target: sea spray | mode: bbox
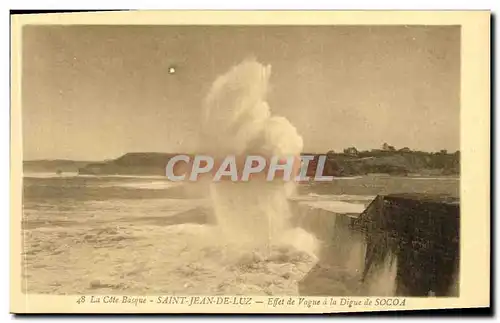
[199,58,318,256]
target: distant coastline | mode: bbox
[23,148,460,178]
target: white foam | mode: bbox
[407,177,459,181]
[199,58,317,255]
[290,193,376,202]
[100,181,181,190]
[23,173,170,180]
[23,172,79,178]
[298,200,366,216]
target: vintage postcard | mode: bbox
[10,10,490,314]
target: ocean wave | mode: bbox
[332,176,364,180]
[23,172,169,180]
[99,181,181,190]
[289,193,376,202]
[407,177,460,181]
[22,222,318,295]
[23,172,80,178]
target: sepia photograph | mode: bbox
[10,10,490,314]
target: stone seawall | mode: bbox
[289,193,460,297]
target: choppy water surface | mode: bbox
[21,174,458,295]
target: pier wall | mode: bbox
[291,193,460,297]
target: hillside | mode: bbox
[327,150,459,176]
[78,153,187,176]
[73,150,459,177]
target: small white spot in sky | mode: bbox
[168,67,176,74]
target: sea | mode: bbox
[21,173,459,296]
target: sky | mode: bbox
[22,25,460,161]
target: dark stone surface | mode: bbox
[297,193,460,296]
[358,193,460,296]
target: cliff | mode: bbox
[78,153,189,176]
